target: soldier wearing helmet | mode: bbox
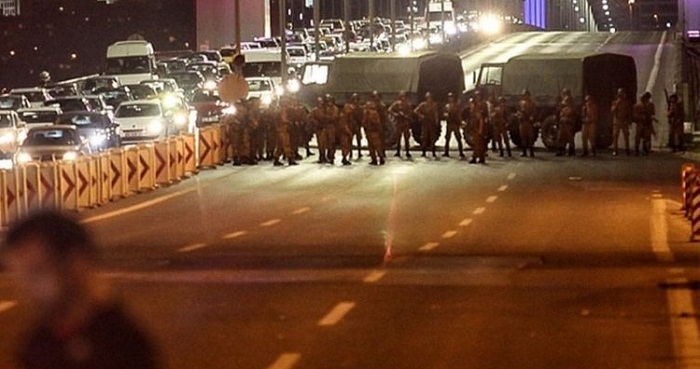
[467,91,488,163]
[414,92,439,158]
[517,88,536,157]
[388,90,414,158]
[363,100,385,165]
[667,92,685,152]
[611,88,633,155]
[581,94,599,156]
[338,94,361,165]
[308,96,327,163]
[490,96,512,158]
[442,92,465,158]
[39,70,51,87]
[556,88,577,157]
[349,93,364,158]
[633,92,657,156]
[272,97,299,166]
[320,94,340,164]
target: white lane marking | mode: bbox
[594,34,614,52]
[178,243,207,253]
[419,242,440,251]
[486,196,498,203]
[363,270,386,283]
[0,301,17,313]
[459,219,473,227]
[260,219,281,227]
[267,353,302,369]
[292,207,310,215]
[652,194,663,198]
[318,302,356,326]
[645,31,667,95]
[442,231,458,239]
[498,185,508,192]
[666,278,700,369]
[507,173,516,180]
[652,199,674,262]
[223,231,248,239]
[81,188,197,224]
[473,207,486,215]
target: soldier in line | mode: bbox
[273,97,299,166]
[388,91,414,158]
[556,88,576,157]
[443,92,465,158]
[261,102,279,161]
[580,94,599,157]
[414,92,440,158]
[490,96,512,157]
[350,95,364,159]
[289,97,307,161]
[363,100,386,165]
[338,94,360,165]
[611,88,633,156]
[667,93,685,152]
[468,91,488,164]
[370,91,389,158]
[228,99,249,166]
[308,97,327,163]
[633,92,657,156]
[245,97,262,164]
[517,89,536,157]
[321,95,340,164]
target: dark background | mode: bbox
[0,0,196,90]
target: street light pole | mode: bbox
[279,0,287,88]
[369,0,375,51]
[314,0,320,62]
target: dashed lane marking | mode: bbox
[223,231,248,239]
[459,219,473,227]
[266,353,302,369]
[666,278,700,369]
[442,231,458,239]
[178,243,208,253]
[363,270,386,283]
[318,302,356,326]
[260,219,281,227]
[292,207,311,215]
[498,185,508,192]
[486,196,498,203]
[419,242,440,251]
[507,173,516,180]
[652,199,674,262]
[473,207,486,215]
[0,301,17,313]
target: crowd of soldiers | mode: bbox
[219,86,685,167]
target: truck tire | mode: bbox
[507,114,522,147]
[540,115,559,150]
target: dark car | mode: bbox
[0,94,31,110]
[15,125,91,164]
[43,96,94,113]
[166,71,205,100]
[57,111,121,151]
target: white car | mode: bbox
[245,77,279,108]
[9,87,53,108]
[0,110,28,158]
[287,46,308,68]
[114,99,183,143]
[18,106,62,128]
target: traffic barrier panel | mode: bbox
[109,148,129,199]
[682,163,696,218]
[37,163,60,209]
[0,168,26,227]
[691,175,700,241]
[74,157,98,209]
[219,123,231,163]
[199,126,217,169]
[125,146,140,194]
[137,143,157,192]
[182,133,198,175]
[154,140,172,185]
[96,152,111,204]
[174,136,186,179]
[58,161,78,210]
[23,162,42,212]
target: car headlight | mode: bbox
[204,80,218,90]
[261,94,273,107]
[222,106,237,115]
[173,113,188,126]
[275,85,285,97]
[62,151,78,161]
[286,79,301,93]
[162,95,180,109]
[0,132,14,145]
[16,152,32,164]
[147,120,164,135]
[89,133,107,147]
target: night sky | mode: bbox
[0,0,196,89]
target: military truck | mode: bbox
[469,52,637,149]
[297,50,465,144]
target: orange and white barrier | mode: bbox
[137,143,157,192]
[109,148,129,199]
[199,126,218,169]
[682,163,696,218]
[96,152,111,205]
[0,168,26,226]
[154,140,173,185]
[182,133,198,175]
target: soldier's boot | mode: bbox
[406,150,412,158]
[529,148,535,157]
[394,150,401,158]
[288,158,299,165]
[521,149,528,157]
[273,159,284,166]
[499,148,504,157]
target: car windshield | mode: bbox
[0,96,21,110]
[25,129,78,145]
[116,103,161,118]
[20,111,58,124]
[288,48,305,57]
[0,114,12,128]
[45,99,89,112]
[247,79,272,92]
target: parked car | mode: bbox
[57,111,121,151]
[189,89,235,127]
[0,94,31,111]
[165,71,206,100]
[17,106,62,128]
[15,125,90,164]
[9,87,53,108]
[0,110,28,158]
[93,86,133,109]
[114,99,188,143]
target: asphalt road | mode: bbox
[1,31,698,369]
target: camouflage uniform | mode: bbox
[556,90,576,157]
[517,90,536,157]
[611,89,633,156]
[363,101,385,165]
[388,92,414,158]
[414,92,439,157]
[443,93,464,158]
[273,99,299,166]
[581,95,599,156]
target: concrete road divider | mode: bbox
[58,161,78,211]
[198,126,218,169]
[96,152,111,205]
[682,163,696,218]
[137,143,157,192]
[182,133,197,175]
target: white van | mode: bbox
[241,49,284,88]
[105,40,158,85]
